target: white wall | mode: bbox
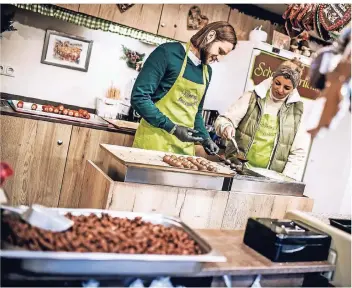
[304,113,351,215]
[0,9,157,109]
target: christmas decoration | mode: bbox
[121,45,145,72]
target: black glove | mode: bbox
[172,125,204,143]
[202,138,220,155]
[228,156,242,166]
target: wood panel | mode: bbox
[79,161,115,209]
[221,192,314,230]
[104,119,139,131]
[158,4,231,42]
[59,126,129,208]
[228,8,277,43]
[107,182,229,229]
[0,115,72,207]
[78,4,101,18]
[55,4,80,12]
[123,134,135,147]
[97,4,163,34]
[98,4,117,22]
[80,159,314,229]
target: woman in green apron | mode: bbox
[131,22,237,155]
[215,59,310,181]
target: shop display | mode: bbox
[283,4,351,42]
[162,155,218,172]
[42,104,90,119]
[2,212,202,255]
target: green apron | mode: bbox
[246,92,279,169]
[133,42,208,156]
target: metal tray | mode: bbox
[0,208,226,276]
[8,100,109,127]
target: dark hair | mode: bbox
[190,21,237,49]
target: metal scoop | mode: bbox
[1,204,74,232]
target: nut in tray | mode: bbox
[1,208,224,262]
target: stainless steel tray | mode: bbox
[8,100,109,127]
[1,208,226,276]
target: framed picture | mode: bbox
[272,30,291,50]
[41,30,93,72]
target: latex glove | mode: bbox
[173,125,203,143]
[221,125,235,140]
[202,138,220,155]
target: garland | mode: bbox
[13,4,176,46]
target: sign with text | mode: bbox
[249,51,319,100]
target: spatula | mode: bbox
[1,204,74,232]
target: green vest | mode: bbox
[225,91,303,173]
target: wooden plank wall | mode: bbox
[55,4,278,43]
[80,160,314,230]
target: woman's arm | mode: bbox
[214,91,252,137]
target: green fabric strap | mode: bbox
[13,4,176,46]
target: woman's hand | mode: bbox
[222,125,235,140]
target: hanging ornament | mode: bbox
[117,4,134,13]
[120,45,145,72]
[187,6,209,30]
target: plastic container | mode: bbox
[249,26,268,43]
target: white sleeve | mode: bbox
[282,117,311,181]
[214,92,252,136]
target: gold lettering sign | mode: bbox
[250,51,319,100]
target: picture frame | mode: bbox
[41,30,93,72]
[272,30,291,50]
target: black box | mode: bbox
[329,218,351,234]
[243,218,331,262]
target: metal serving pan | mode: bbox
[8,100,109,127]
[1,208,226,276]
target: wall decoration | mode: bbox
[41,30,93,72]
[117,4,134,13]
[121,45,145,72]
[187,6,209,30]
[272,30,291,50]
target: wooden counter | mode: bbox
[197,229,334,276]
[194,229,334,287]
